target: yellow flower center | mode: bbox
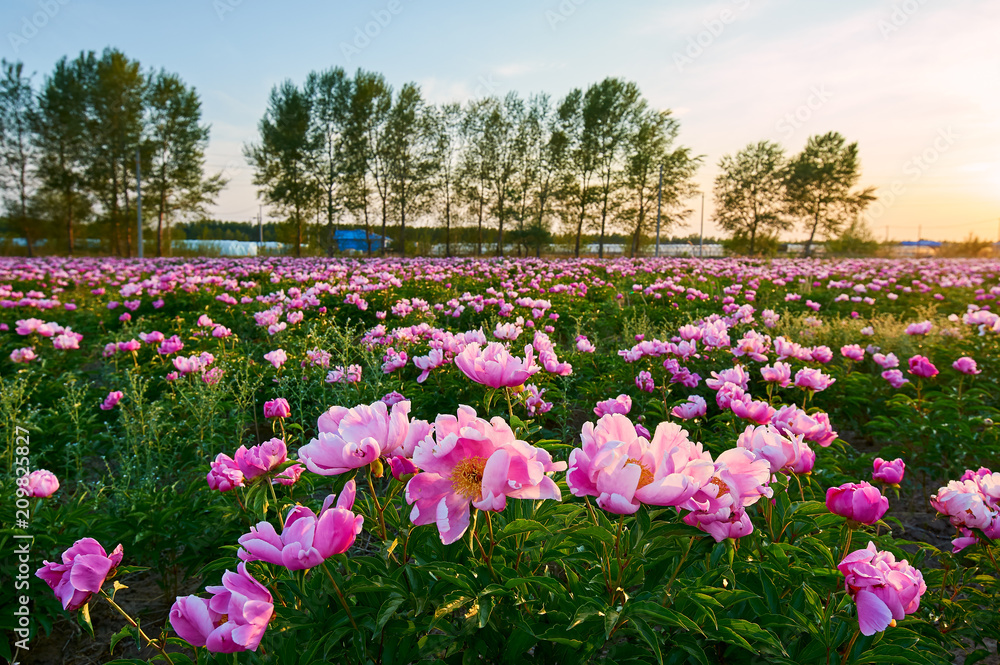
[626,458,655,490]
[451,456,489,500]
[709,476,731,496]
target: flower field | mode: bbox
[4,255,1000,665]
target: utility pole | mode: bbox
[135,148,143,258]
[698,192,705,258]
[655,164,662,257]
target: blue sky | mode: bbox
[3,0,998,241]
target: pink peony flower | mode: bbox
[100,390,123,411]
[841,344,865,361]
[881,369,909,388]
[594,394,632,418]
[272,463,305,486]
[238,480,364,570]
[672,395,707,420]
[730,397,775,425]
[635,370,655,393]
[207,454,245,492]
[9,347,36,363]
[838,542,926,636]
[169,562,273,652]
[736,424,812,475]
[19,469,59,497]
[952,356,980,375]
[234,438,287,480]
[454,342,539,388]
[158,335,184,355]
[826,481,889,525]
[907,355,938,378]
[566,415,714,515]
[576,335,596,353]
[298,400,431,476]
[905,320,932,335]
[760,362,792,387]
[263,398,291,419]
[36,538,124,611]
[406,405,565,544]
[263,349,287,369]
[794,368,836,392]
[872,458,905,485]
[872,352,898,369]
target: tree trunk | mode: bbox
[749,225,756,256]
[380,197,387,257]
[476,190,484,257]
[400,178,407,258]
[598,189,609,259]
[66,189,74,256]
[574,199,585,258]
[445,191,451,258]
[496,194,505,257]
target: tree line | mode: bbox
[245,69,702,257]
[712,134,876,257]
[0,49,223,257]
[0,47,883,259]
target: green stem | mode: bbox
[100,591,175,665]
[840,628,861,665]
[504,387,514,422]
[321,561,359,631]
[663,537,694,603]
[367,469,387,540]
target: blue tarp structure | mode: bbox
[898,240,942,247]
[334,229,389,252]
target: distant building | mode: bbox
[892,240,941,258]
[334,230,389,253]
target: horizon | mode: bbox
[2,0,997,244]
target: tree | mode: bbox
[586,78,642,258]
[145,70,224,257]
[305,67,349,256]
[84,49,146,256]
[344,70,393,255]
[784,132,876,257]
[620,108,700,257]
[713,140,789,256]
[427,102,463,257]
[482,93,525,257]
[0,60,37,256]
[244,80,319,257]
[386,82,436,257]
[556,88,598,258]
[458,99,492,256]
[32,56,91,255]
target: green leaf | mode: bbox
[630,617,663,664]
[374,595,405,637]
[572,525,616,546]
[497,518,551,541]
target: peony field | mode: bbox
[6,255,1000,665]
